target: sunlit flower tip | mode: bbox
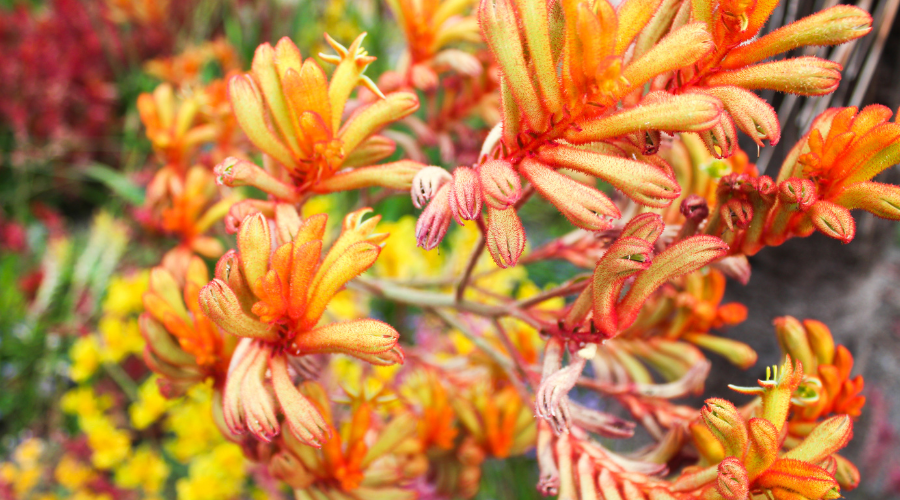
[757,458,839,499]
[313,160,425,193]
[214,157,299,201]
[684,333,758,370]
[485,205,526,268]
[808,200,855,243]
[415,183,453,250]
[700,86,781,147]
[801,319,835,367]
[320,33,382,129]
[716,457,750,500]
[537,144,681,208]
[778,178,818,211]
[342,134,396,168]
[621,212,666,242]
[701,398,748,458]
[479,159,521,209]
[411,166,452,209]
[784,415,853,465]
[288,319,399,360]
[836,181,900,220]
[339,91,419,154]
[520,158,619,231]
[565,93,723,144]
[227,74,297,170]
[773,316,818,372]
[448,166,483,224]
[705,57,842,97]
[616,236,729,331]
[720,198,753,231]
[722,6,873,70]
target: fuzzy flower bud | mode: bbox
[448,166,483,223]
[415,183,453,250]
[717,457,750,500]
[479,159,521,209]
[701,398,748,458]
[411,166,452,209]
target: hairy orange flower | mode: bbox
[672,2,872,156]
[774,317,866,425]
[200,206,403,446]
[138,83,219,170]
[678,357,853,500]
[266,381,426,497]
[222,36,423,199]
[382,0,482,91]
[144,38,241,87]
[400,368,458,450]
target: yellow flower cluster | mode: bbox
[175,443,247,500]
[0,271,253,500]
[0,439,43,498]
[68,271,149,381]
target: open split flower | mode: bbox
[138,82,219,170]
[142,165,239,260]
[265,380,426,498]
[702,106,900,255]
[199,206,403,446]
[223,36,424,199]
[671,1,871,156]
[675,356,854,500]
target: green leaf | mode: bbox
[83,164,145,206]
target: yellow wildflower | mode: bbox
[82,415,131,470]
[98,316,144,363]
[114,446,170,495]
[130,376,173,430]
[516,280,564,310]
[71,490,113,500]
[102,271,149,317]
[0,462,16,483]
[61,386,112,419]
[12,438,43,465]
[175,443,246,500]
[164,384,223,462]
[69,335,102,382]
[374,216,444,279]
[12,464,41,496]
[55,454,94,490]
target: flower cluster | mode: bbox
[10,0,898,498]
